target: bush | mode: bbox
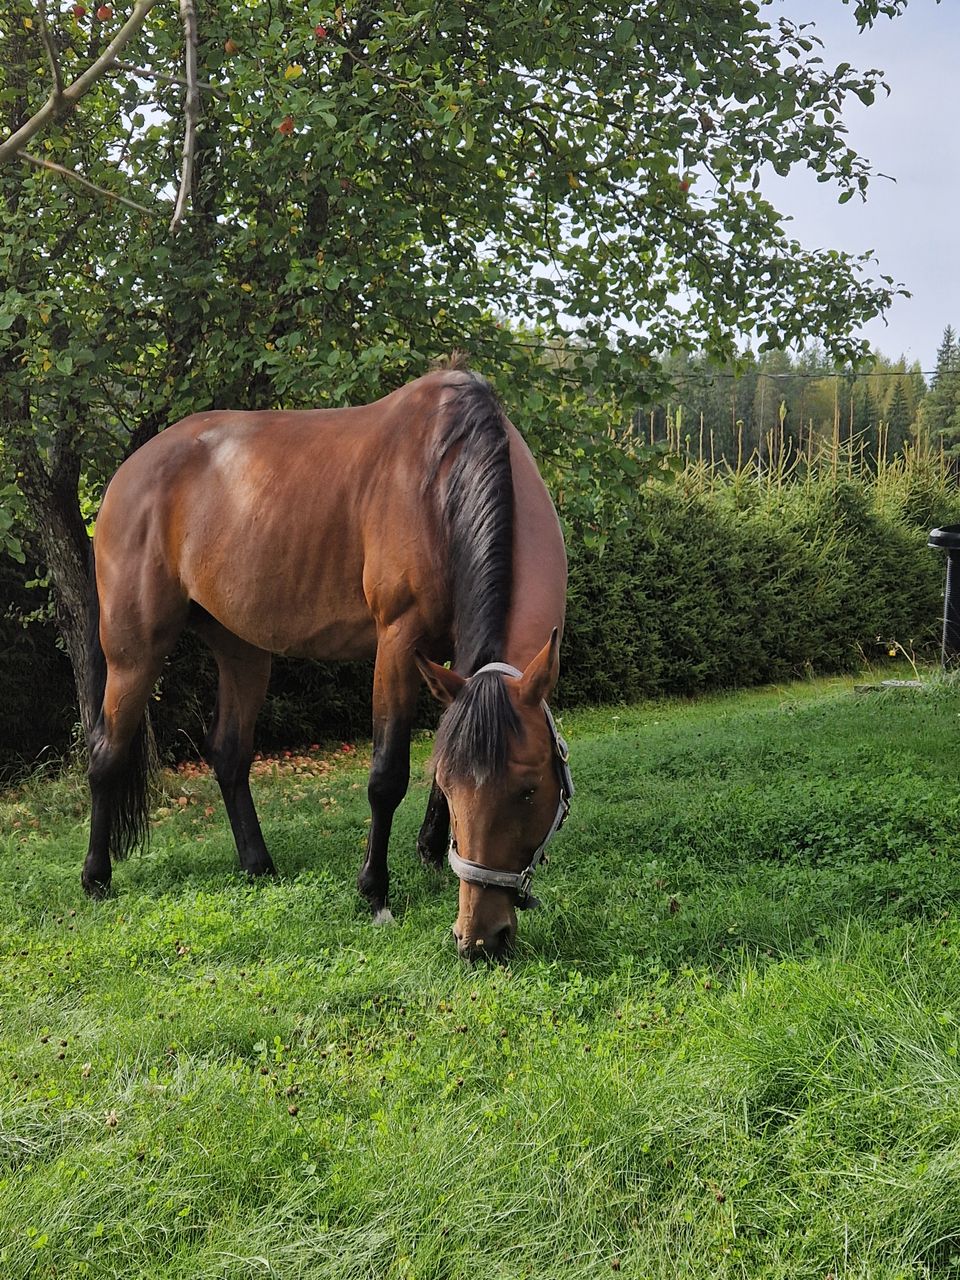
[556,472,959,708]
[0,555,75,781]
[3,468,958,776]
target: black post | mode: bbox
[928,526,960,665]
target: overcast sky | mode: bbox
[765,0,958,371]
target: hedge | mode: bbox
[2,468,957,779]
[558,472,958,706]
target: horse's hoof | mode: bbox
[243,860,277,879]
[417,840,445,870]
[81,876,111,900]
[372,908,396,926]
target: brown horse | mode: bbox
[84,368,569,959]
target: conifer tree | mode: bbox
[921,325,960,455]
[886,377,913,456]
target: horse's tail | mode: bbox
[86,543,153,860]
[429,372,515,674]
[85,542,108,741]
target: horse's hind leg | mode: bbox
[83,658,165,897]
[84,548,189,896]
[195,617,275,878]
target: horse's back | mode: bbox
[95,376,455,660]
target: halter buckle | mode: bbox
[517,865,534,898]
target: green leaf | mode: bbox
[613,18,635,47]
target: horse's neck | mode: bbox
[502,426,568,676]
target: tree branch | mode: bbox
[0,0,162,164]
[169,0,199,233]
[35,0,64,100]
[17,149,156,215]
[114,58,223,96]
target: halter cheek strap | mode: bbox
[446,662,574,910]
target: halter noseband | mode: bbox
[446,661,574,910]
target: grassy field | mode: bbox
[4,674,960,1278]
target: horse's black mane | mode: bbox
[428,372,514,676]
[428,370,517,782]
[434,671,522,784]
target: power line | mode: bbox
[663,369,937,381]
[465,335,937,379]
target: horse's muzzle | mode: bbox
[453,921,514,963]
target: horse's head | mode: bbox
[416,630,572,962]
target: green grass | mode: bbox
[4,674,960,1278]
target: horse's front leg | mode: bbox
[357,629,421,922]
[417,780,449,868]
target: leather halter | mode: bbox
[446,662,574,910]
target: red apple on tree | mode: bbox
[314,23,327,38]
[278,115,295,135]
[224,37,238,54]
[95,4,112,18]
[72,4,87,17]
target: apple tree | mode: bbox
[0,0,926,732]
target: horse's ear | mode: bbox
[517,628,560,706]
[414,652,466,706]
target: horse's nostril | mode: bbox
[489,923,513,954]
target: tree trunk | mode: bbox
[16,435,96,741]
